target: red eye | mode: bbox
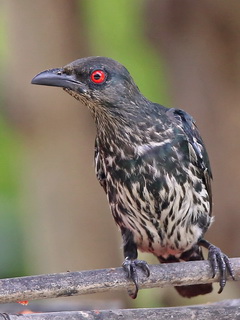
[90,70,106,84]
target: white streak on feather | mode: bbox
[136,140,171,156]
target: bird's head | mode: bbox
[31,57,144,114]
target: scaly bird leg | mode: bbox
[121,228,150,298]
[122,258,150,299]
[199,239,235,293]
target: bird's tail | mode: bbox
[158,245,213,298]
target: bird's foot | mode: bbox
[199,239,235,294]
[122,257,150,299]
[208,244,235,293]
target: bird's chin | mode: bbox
[63,88,89,106]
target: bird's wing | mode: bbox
[94,138,107,193]
[166,108,212,212]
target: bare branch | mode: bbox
[1,299,240,320]
[0,258,239,304]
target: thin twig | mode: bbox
[0,258,239,304]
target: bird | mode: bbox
[31,56,234,299]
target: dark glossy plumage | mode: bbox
[31,56,234,298]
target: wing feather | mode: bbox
[167,108,212,212]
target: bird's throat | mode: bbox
[63,88,90,106]
[63,87,140,147]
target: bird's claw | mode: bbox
[122,258,150,299]
[208,244,235,293]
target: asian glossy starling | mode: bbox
[31,56,234,298]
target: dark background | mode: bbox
[0,0,239,309]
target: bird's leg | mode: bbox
[121,228,150,299]
[199,239,235,293]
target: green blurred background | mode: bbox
[0,0,239,310]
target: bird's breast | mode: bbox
[102,157,211,257]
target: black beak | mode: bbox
[31,68,81,92]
